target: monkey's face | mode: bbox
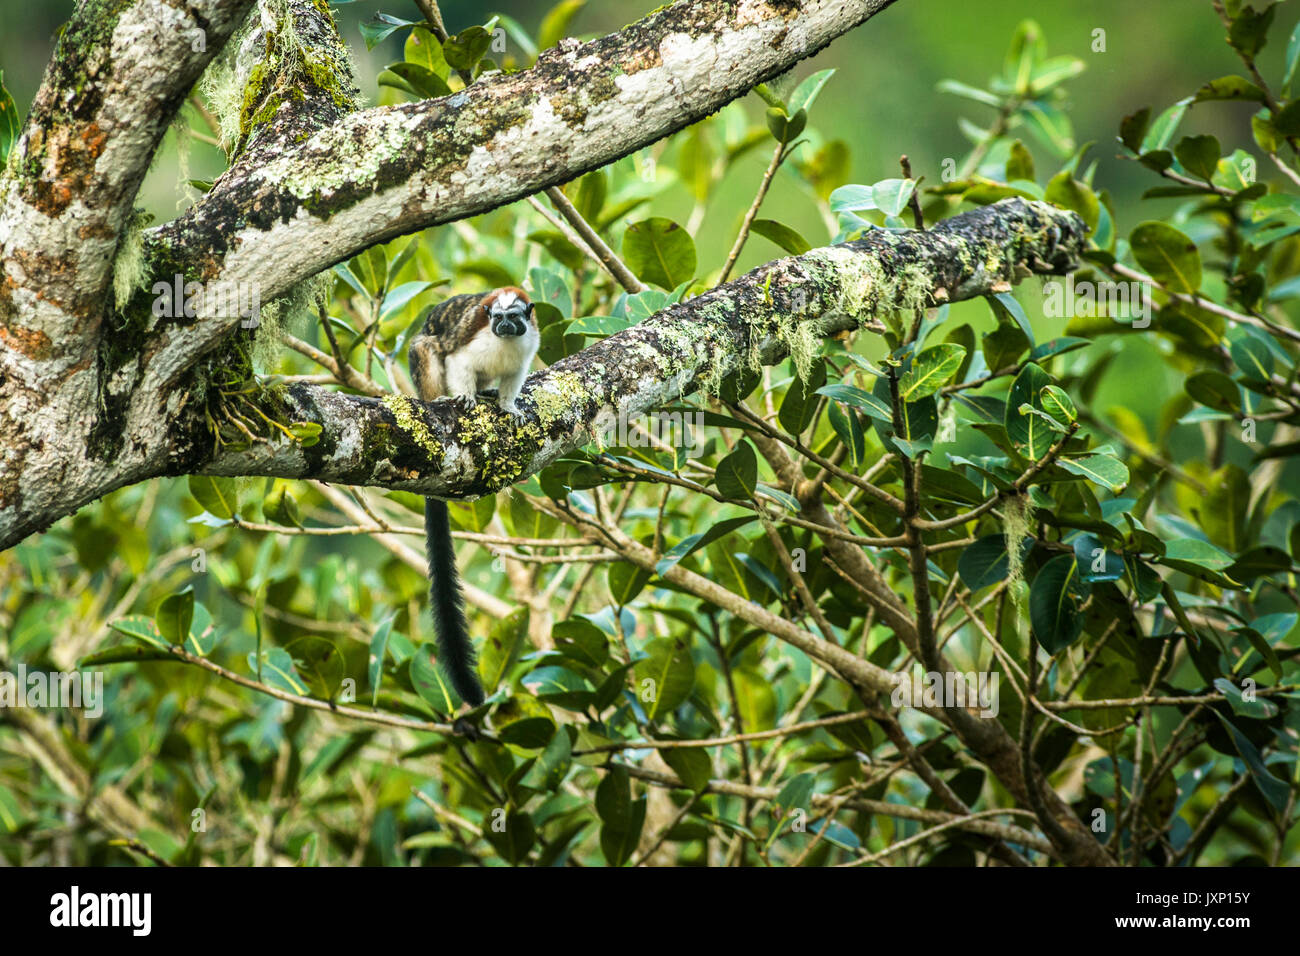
[487,295,534,339]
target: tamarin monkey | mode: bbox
[407,287,539,708]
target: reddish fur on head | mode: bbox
[479,286,532,312]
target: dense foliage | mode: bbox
[1,0,1298,866]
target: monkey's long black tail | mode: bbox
[424,498,486,707]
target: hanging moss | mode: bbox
[110,209,153,311]
[1002,493,1031,621]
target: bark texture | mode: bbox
[0,0,901,551]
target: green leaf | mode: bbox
[495,695,556,748]
[285,636,345,700]
[1057,454,1128,493]
[155,588,194,646]
[1030,554,1084,653]
[900,343,965,400]
[1005,19,1045,94]
[777,360,826,435]
[1159,538,1236,572]
[405,26,450,78]
[1119,108,1150,153]
[0,71,19,165]
[1005,363,1054,459]
[608,562,651,606]
[662,744,711,792]
[368,616,394,707]
[633,637,695,721]
[827,399,866,468]
[1211,712,1289,813]
[655,516,757,576]
[108,615,171,653]
[989,292,1036,345]
[1287,19,1300,91]
[522,726,573,791]
[1228,3,1275,60]
[1193,75,1266,104]
[567,314,634,336]
[1020,101,1075,158]
[384,62,450,99]
[936,79,1003,108]
[443,25,493,73]
[622,218,697,290]
[871,178,917,218]
[522,665,595,709]
[1130,221,1201,294]
[1213,678,1278,719]
[184,603,217,656]
[0,784,26,833]
[1174,134,1221,182]
[551,618,610,668]
[288,421,322,447]
[188,475,237,519]
[787,69,836,116]
[478,608,528,695]
[1040,384,1076,424]
[816,383,892,423]
[829,184,876,213]
[750,219,812,256]
[1044,170,1100,232]
[1142,99,1191,153]
[1227,327,1274,382]
[483,809,536,865]
[1072,534,1124,583]
[249,647,310,696]
[1006,140,1035,182]
[410,641,460,714]
[262,480,301,528]
[538,0,586,51]
[1185,370,1240,412]
[765,107,806,143]
[596,765,647,865]
[1213,149,1259,192]
[80,645,176,666]
[715,441,758,500]
[359,13,415,50]
[958,535,1030,591]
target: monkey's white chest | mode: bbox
[464,325,539,388]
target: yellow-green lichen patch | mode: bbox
[454,401,542,488]
[279,118,411,205]
[532,370,590,429]
[383,394,442,460]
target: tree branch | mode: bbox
[201,199,1084,501]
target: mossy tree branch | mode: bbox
[0,0,903,552]
[203,200,1085,499]
[0,0,256,368]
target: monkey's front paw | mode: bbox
[498,400,525,422]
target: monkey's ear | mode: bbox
[525,301,535,318]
